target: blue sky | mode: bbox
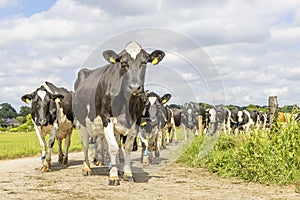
[0,0,56,18]
[0,0,300,111]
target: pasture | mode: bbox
[0,129,82,160]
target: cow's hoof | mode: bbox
[63,160,68,167]
[58,156,63,164]
[123,174,134,183]
[155,150,160,158]
[94,160,102,166]
[82,170,92,176]
[142,155,149,166]
[40,165,51,172]
[82,164,92,176]
[108,178,120,186]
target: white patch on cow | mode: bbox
[149,96,157,105]
[37,90,47,100]
[187,108,192,114]
[209,108,217,123]
[125,41,142,59]
[85,116,103,136]
[104,121,119,165]
[112,117,136,136]
[87,105,90,114]
[41,82,53,94]
[237,111,243,123]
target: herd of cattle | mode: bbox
[20,42,285,186]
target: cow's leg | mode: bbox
[63,130,71,166]
[42,123,58,172]
[104,122,120,186]
[161,129,167,149]
[170,125,177,143]
[33,124,47,169]
[57,138,63,164]
[138,127,149,165]
[94,136,104,166]
[184,126,190,141]
[123,134,135,182]
[155,130,162,158]
[81,127,91,176]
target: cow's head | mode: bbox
[237,110,244,124]
[183,102,198,128]
[141,92,171,127]
[103,42,165,96]
[21,86,64,126]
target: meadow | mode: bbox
[0,129,82,160]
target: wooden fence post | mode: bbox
[269,96,278,127]
[198,115,203,135]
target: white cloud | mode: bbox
[1,0,300,110]
[0,0,20,9]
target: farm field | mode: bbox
[0,130,82,160]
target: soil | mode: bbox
[0,141,299,200]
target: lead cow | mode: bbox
[72,42,165,185]
[21,82,74,171]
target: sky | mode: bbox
[1,0,300,111]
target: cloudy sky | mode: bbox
[1,0,300,111]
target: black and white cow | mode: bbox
[258,111,267,130]
[237,110,259,133]
[72,42,165,185]
[229,108,239,134]
[21,82,74,171]
[206,107,230,135]
[164,107,182,144]
[138,92,171,165]
[181,102,205,141]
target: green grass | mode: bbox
[177,121,300,188]
[0,129,82,160]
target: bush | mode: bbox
[0,127,7,132]
[18,124,29,132]
[177,120,300,187]
[9,127,18,132]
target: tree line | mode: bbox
[0,103,31,131]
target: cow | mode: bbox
[181,102,205,141]
[229,108,239,134]
[138,92,171,165]
[72,42,165,185]
[21,82,74,171]
[258,111,267,130]
[206,107,230,135]
[164,107,182,144]
[237,110,259,133]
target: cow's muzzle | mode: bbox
[129,83,143,96]
[37,118,48,126]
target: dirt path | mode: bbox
[0,141,298,200]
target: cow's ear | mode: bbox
[21,93,34,104]
[103,50,119,64]
[51,94,64,102]
[161,94,171,104]
[149,50,165,65]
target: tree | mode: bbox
[19,106,31,117]
[16,116,26,124]
[0,103,17,119]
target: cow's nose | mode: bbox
[129,83,143,95]
[38,119,47,126]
